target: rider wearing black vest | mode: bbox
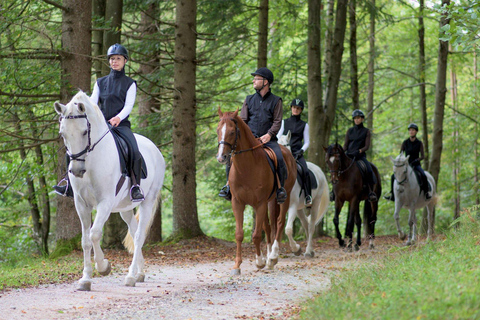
[53,44,144,202]
[335,109,377,202]
[277,98,312,207]
[384,123,431,201]
[219,67,288,204]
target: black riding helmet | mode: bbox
[352,109,365,119]
[107,43,129,60]
[290,98,305,110]
[408,123,419,131]
[251,67,274,84]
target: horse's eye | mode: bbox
[229,131,235,135]
[83,130,88,136]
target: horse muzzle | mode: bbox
[69,163,87,178]
[216,153,229,164]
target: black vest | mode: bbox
[96,69,135,128]
[245,91,281,139]
[403,138,422,164]
[283,115,306,153]
[346,123,369,156]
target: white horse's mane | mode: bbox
[69,91,104,120]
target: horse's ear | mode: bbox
[54,102,65,115]
[77,102,86,113]
[233,108,239,118]
[405,155,410,162]
[286,130,291,140]
[217,106,223,118]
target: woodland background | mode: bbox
[0,0,478,261]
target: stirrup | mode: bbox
[383,193,394,201]
[130,185,145,202]
[219,185,231,201]
[53,178,73,198]
[368,192,377,202]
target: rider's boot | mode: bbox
[383,192,395,202]
[276,163,288,204]
[53,178,74,198]
[219,184,232,201]
[304,170,313,208]
[130,159,145,202]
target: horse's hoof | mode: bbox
[369,244,375,250]
[136,274,145,283]
[339,240,345,248]
[405,240,412,246]
[293,247,302,256]
[266,260,275,270]
[304,251,315,258]
[256,263,266,270]
[354,244,360,251]
[77,281,91,291]
[98,261,111,276]
[399,232,406,241]
[231,268,241,276]
[125,276,136,287]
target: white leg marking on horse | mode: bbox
[217,124,226,161]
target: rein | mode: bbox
[218,117,265,157]
[329,151,356,177]
[60,114,112,162]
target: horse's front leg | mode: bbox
[346,200,359,251]
[90,202,114,277]
[407,207,417,246]
[74,201,94,291]
[394,197,406,240]
[333,198,345,247]
[285,203,301,256]
[232,199,246,275]
[296,209,313,256]
[354,202,362,251]
[253,202,268,270]
[267,200,288,269]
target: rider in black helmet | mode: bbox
[219,67,288,204]
[330,109,378,202]
[53,43,145,202]
[277,98,312,207]
[384,123,431,201]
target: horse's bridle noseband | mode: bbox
[60,114,111,162]
[393,162,409,185]
[217,117,264,157]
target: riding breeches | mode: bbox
[111,125,142,184]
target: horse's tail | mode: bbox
[314,173,330,226]
[123,189,162,254]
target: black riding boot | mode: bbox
[276,163,288,204]
[304,170,313,207]
[219,161,232,201]
[383,174,395,201]
[53,154,73,198]
[423,175,432,200]
[130,158,145,202]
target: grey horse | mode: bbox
[390,154,437,245]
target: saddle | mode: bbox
[355,159,369,188]
[412,168,432,194]
[110,127,147,194]
[263,146,281,199]
[296,161,318,194]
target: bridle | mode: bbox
[217,117,264,157]
[327,149,355,180]
[60,114,111,162]
[393,161,409,185]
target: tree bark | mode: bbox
[366,0,375,134]
[257,0,268,68]
[56,0,92,243]
[101,0,123,76]
[171,0,203,239]
[418,0,429,170]
[349,0,359,110]
[475,49,479,206]
[323,0,335,100]
[429,0,451,232]
[92,0,106,79]
[450,53,460,221]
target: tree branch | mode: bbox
[42,0,70,12]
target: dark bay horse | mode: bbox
[324,143,381,250]
[216,108,296,275]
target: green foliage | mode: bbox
[300,210,480,319]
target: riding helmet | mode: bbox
[107,43,129,60]
[290,99,305,110]
[408,123,419,131]
[352,109,365,119]
[251,67,274,84]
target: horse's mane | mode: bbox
[69,91,104,120]
[326,142,344,156]
[221,111,261,149]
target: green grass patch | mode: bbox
[0,255,83,290]
[300,213,480,320]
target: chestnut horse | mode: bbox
[324,143,381,250]
[216,109,296,275]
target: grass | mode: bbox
[300,212,480,320]
[0,254,83,290]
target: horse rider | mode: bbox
[384,123,431,201]
[330,109,377,202]
[219,67,288,204]
[277,98,312,207]
[54,43,145,202]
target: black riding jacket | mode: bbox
[96,68,136,128]
[241,91,282,139]
[344,123,371,158]
[401,138,425,165]
[283,114,306,154]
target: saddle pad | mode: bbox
[355,159,368,185]
[296,162,318,190]
[264,146,277,168]
[111,127,147,179]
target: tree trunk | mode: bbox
[366,0,375,133]
[429,0,451,232]
[171,0,203,240]
[56,0,92,245]
[323,0,335,100]
[349,0,359,110]
[101,0,126,247]
[450,54,460,221]
[475,49,479,206]
[92,0,106,79]
[257,0,268,68]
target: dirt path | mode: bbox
[0,236,398,320]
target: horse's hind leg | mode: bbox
[253,203,267,270]
[394,199,406,241]
[120,210,145,282]
[333,200,345,247]
[285,204,301,256]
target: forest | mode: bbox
[0,0,478,261]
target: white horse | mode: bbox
[390,154,436,245]
[54,92,165,291]
[278,132,330,257]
